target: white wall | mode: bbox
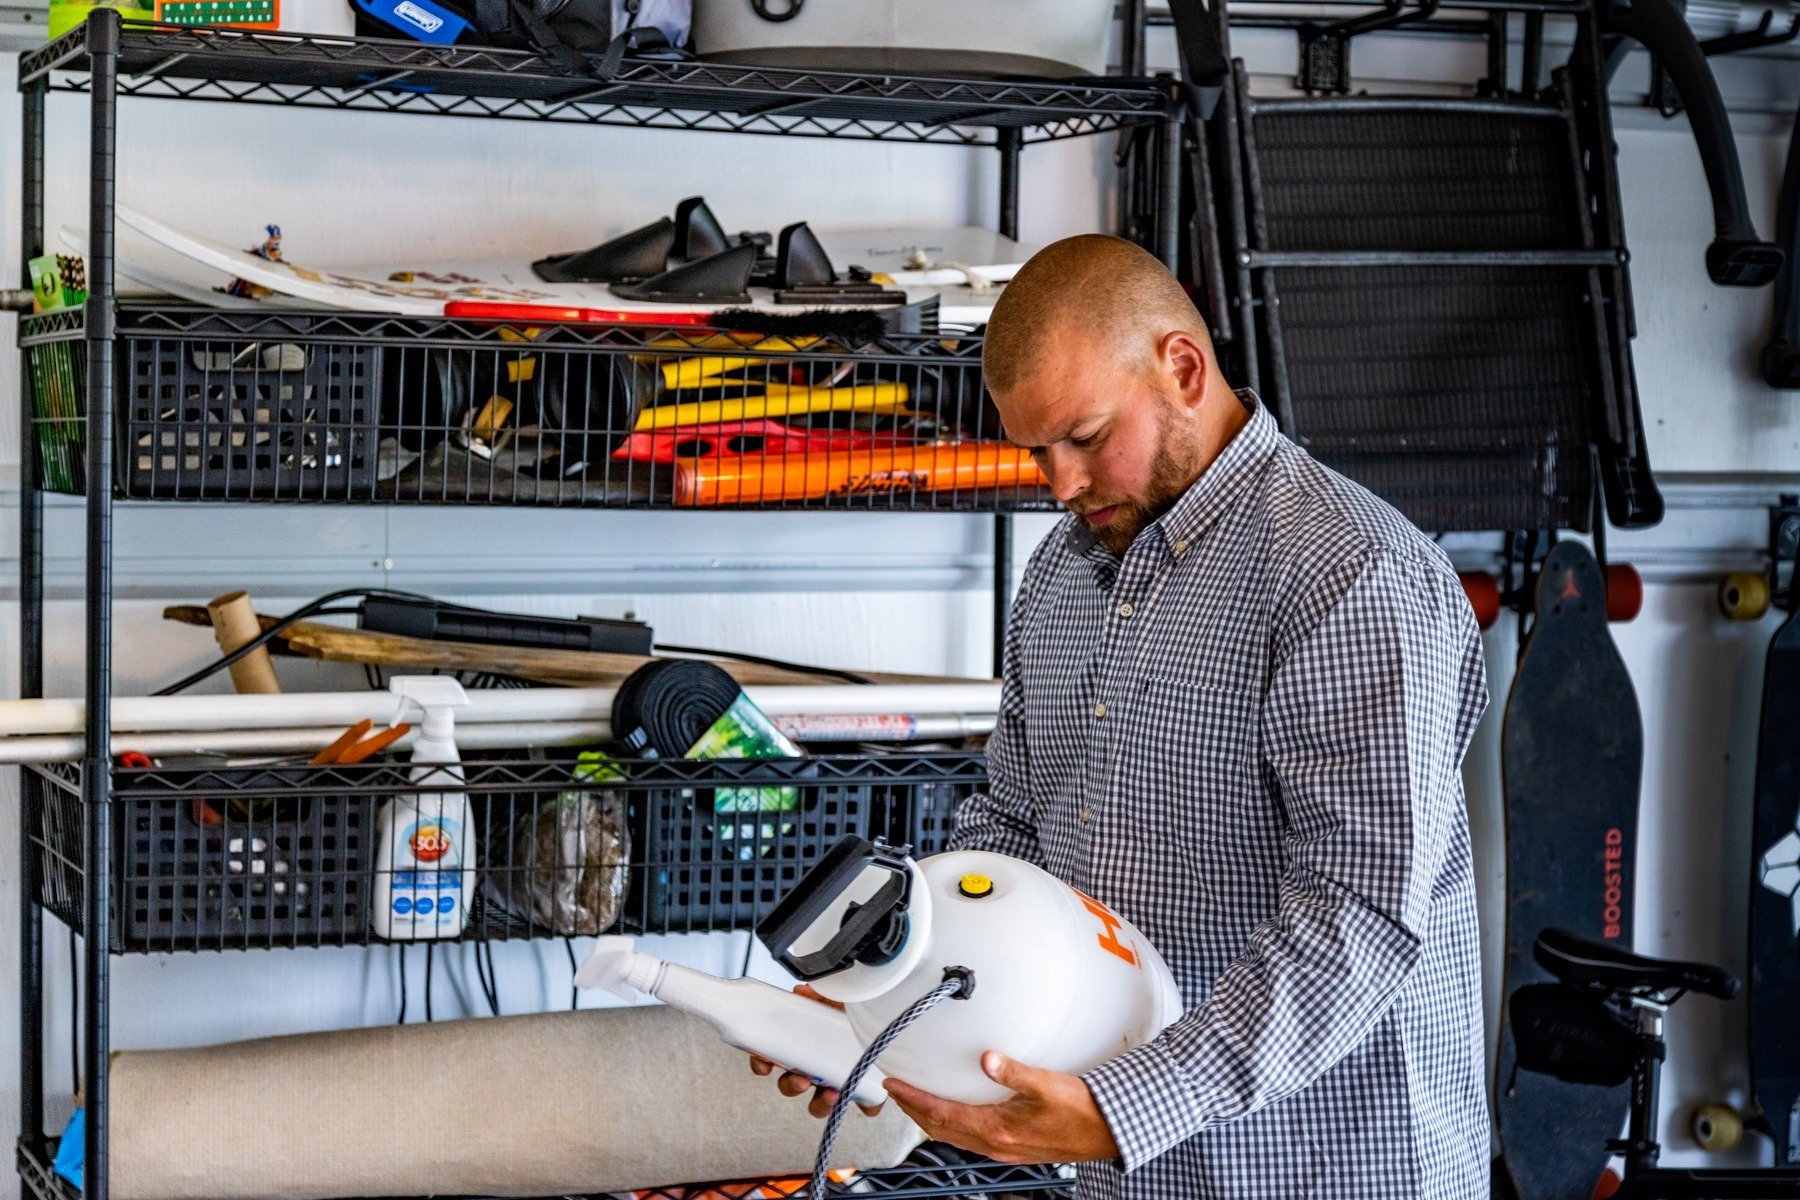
[0,20,1797,1193]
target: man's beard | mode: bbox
[1069,400,1206,556]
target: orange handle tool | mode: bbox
[674,441,1043,506]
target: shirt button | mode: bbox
[1093,702,1108,719]
[1172,539,1189,555]
[1116,602,1134,618]
[1081,806,1094,824]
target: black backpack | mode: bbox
[471,0,687,76]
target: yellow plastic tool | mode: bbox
[634,381,913,431]
[655,336,820,390]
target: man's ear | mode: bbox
[1159,329,1209,408]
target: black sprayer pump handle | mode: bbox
[757,836,912,981]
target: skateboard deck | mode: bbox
[1495,541,1643,1200]
[1749,590,1800,1162]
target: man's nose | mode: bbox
[1041,445,1088,505]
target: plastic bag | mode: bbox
[488,753,629,936]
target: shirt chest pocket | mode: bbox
[1114,675,1274,847]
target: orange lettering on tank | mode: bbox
[1074,888,1140,968]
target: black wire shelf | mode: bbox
[21,304,1058,511]
[27,752,983,953]
[19,1137,1073,1200]
[18,21,1174,144]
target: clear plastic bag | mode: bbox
[489,753,630,936]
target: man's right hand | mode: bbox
[747,983,885,1119]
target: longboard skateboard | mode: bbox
[1493,541,1643,1200]
[1740,503,1800,1162]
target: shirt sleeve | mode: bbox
[947,537,1054,867]
[1082,547,1488,1170]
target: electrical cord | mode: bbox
[565,938,580,1010]
[396,945,409,1024]
[473,938,501,1017]
[811,968,974,1199]
[485,941,502,1015]
[425,942,435,1023]
[659,643,873,686]
[153,586,440,695]
[158,586,875,695]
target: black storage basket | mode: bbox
[115,768,374,951]
[118,317,381,499]
[624,755,983,933]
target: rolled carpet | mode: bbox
[107,1004,921,1199]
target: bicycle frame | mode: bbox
[1617,999,1800,1198]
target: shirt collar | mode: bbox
[1064,390,1276,573]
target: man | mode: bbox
[754,234,1490,1198]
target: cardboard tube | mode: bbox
[206,591,281,695]
[107,1005,921,1199]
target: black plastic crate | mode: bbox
[119,774,374,951]
[26,753,986,951]
[623,754,986,933]
[120,320,381,499]
[626,761,865,934]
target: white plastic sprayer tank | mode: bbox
[579,841,1183,1107]
[809,850,1183,1104]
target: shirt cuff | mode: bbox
[1082,1037,1208,1172]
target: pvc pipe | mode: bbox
[0,713,997,765]
[0,682,1002,740]
[0,721,612,765]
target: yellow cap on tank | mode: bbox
[958,873,994,898]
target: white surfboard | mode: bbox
[61,226,333,312]
[114,205,1008,325]
[816,226,1039,288]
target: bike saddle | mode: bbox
[1534,928,1739,1000]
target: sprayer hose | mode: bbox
[811,968,974,1198]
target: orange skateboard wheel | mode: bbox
[1604,564,1643,623]
[1459,571,1502,631]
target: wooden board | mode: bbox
[161,606,989,690]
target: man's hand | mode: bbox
[747,984,885,1119]
[882,1050,1121,1165]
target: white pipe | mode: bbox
[0,682,1002,740]
[0,713,998,765]
[0,721,611,765]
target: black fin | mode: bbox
[612,241,758,303]
[534,216,675,283]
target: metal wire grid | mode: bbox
[1235,87,1630,533]
[22,306,1058,511]
[28,753,986,953]
[18,23,1172,145]
[17,1138,1072,1200]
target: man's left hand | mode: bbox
[881,1051,1121,1165]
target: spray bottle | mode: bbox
[373,676,473,940]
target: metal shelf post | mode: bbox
[18,61,47,1158]
[80,11,120,1197]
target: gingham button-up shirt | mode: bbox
[952,394,1490,1199]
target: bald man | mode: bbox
[755,236,1489,1199]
